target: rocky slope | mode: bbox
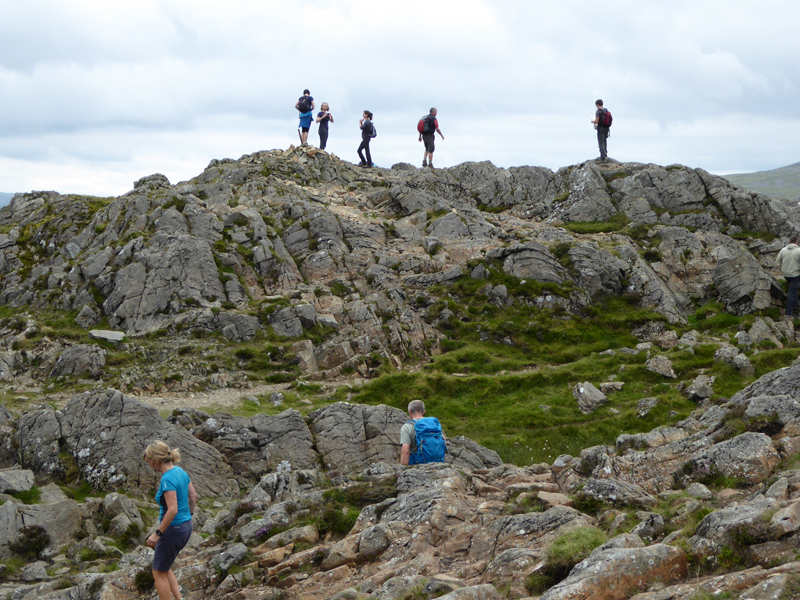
[2,148,800,599]
[0,147,798,390]
[4,368,800,599]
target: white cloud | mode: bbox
[1,0,799,195]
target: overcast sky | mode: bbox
[1,0,799,197]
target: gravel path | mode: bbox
[132,382,296,412]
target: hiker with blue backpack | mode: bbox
[418,108,444,169]
[357,110,376,168]
[591,99,612,161]
[295,89,315,147]
[400,399,447,465]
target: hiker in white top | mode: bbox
[776,235,800,318]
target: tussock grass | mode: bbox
[335,291,800,465]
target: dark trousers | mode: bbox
[787,276,800,316]
[597,127,609,160]
[319,129,328,150]
[357,139,372,166]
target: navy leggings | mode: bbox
[357,139,372,166]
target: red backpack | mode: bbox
[599,109,613,127]
[417,115,435,134]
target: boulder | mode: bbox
[50,344,106,378]
[540,544,687,600]
[0,468,34,494]
[646,355,677,379]
[573,382,607,414]
[187,409,317,479]
[688,432,779,485]
[16,388,234,496]
[580,478,658,509]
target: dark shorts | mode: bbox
[152,520,192,572]
[422,133,435,153]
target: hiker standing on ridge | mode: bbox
[315,102,334,151]
[590,99,612,161]
[357,110,375,167]
[418,107,444,169]
[295,89,315,146]
[777,235,800,319]
[400,399,447,465]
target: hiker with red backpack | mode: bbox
[591,99,612,161]
[400,399,447,465]
[418,108,444,168]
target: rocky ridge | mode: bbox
[2,148,800,598]
[0,148,797,391]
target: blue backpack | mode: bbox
[408,417,447,465]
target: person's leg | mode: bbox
[788,276,800,315]
[597,128,607,160]
[298,128,303,144]
[364,140,372,166]
[153,570,174,600]
[357,140,366,164]
[166,569,182,599]
[319,129,328,150]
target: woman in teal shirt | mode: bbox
[143,441,197,600]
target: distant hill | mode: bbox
[723,162,800,201]
[0,192,14,208]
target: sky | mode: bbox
[1,0,799,197]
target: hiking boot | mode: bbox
[422,159,428,167]
[428,163,435,169]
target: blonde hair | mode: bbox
[142,440,181,464]
[321,102,329,111]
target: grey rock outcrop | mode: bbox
[16,388,234,496]
[49,344,106,378]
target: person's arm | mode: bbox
[777,249,784,269]
[296,100,301,110]
[328,113,333,123]
[315,113,323,123]
[436,126,444,139]
[147,490,178,548]
[188,482,197,515]
[311,100,315,111]
[401,443,410,465]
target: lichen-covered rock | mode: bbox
[16,388,233,496]
[539,543,687,600]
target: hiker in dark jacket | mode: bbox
[295,89,315,146]
[591,99,611,161]
[400,399,446,465]
[357,110,374,167]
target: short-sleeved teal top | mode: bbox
[155,466,192,525]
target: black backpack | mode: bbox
[599,108,613,127]
[370,122,377,138]
[297,96,312,113]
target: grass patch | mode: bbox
[525,526,606,594]
[562,213,629,234]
